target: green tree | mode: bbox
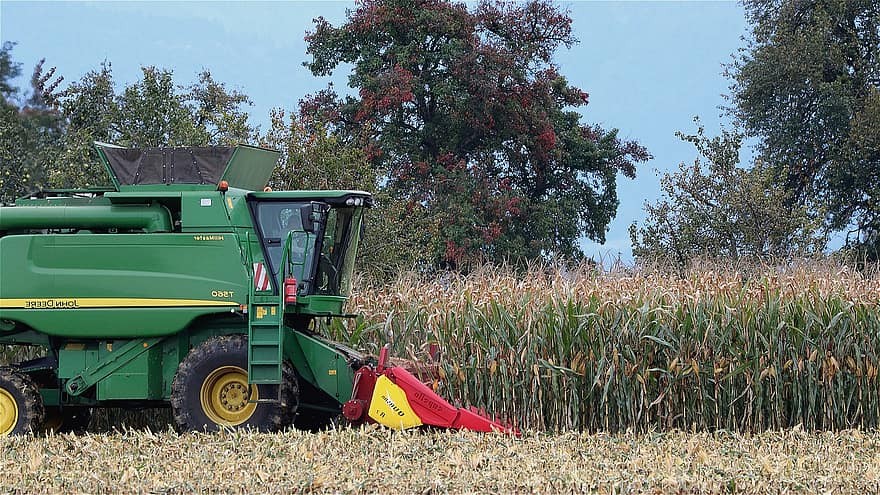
[0,41,21,105]
[1,49,257,198]
[0,44,65,203]
[630,122,823,264]
[51,63,117,188]
[304,0,650,267]
[729,0,880,257]
[45,65,256,189]
[263,108,377,192]
[0,41,27,203]
[115,67,205,147]
[187,70,255,146]
[0,104,34,204]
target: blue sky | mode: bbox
[1,1,749,262]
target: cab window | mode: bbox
[254,202,312,284]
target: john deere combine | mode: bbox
[0,144,514,435]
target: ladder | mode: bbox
[246,232,284,400]
[247,299,283,386]
[245,231,310,401]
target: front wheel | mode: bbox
[171,335,298,432]
[0,367,44,436]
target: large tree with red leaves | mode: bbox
[305,0,649,266]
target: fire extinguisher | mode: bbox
[284,276,297,304]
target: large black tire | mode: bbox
[170,335,298,432]
[0,367,45,436]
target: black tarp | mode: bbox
[100,146,234,186]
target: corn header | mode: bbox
[0,144,515,435]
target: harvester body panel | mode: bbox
[0,233,247,337]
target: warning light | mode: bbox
[264,186,273,192]
[218,180,229,192]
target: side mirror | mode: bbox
[300,202,330,233]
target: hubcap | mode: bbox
[0,388,19,435]
[200,366,258,426]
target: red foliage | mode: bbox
[505,196,522,216]
[353,65,414,122]
[482,222,502,243]
[298,88,342,123]
[415,161,430,175]
[364,143,384,161]
[445,240,466,263]
[537,127,557,151]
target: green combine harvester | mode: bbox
[0,144,515,435]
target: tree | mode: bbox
[113,67,254,148]
[263,108,377,192]
[0,103,34,204]
[0,42,28,203]
[187,70,254,146]
[115,67,207,147]
[729,0,880,257]
[0,42,21,105]
[630,121,823,264]
[44,65,257,189]
[304,0,650,267]
[0,43,65,203]
[50,63,117,188]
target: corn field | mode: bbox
[330,261,880,432]
[2,260,878,434]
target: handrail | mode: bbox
[279,230,313,301]
[246,231,254,303]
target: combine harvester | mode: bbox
[0,144,515,435]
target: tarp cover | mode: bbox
[101,146,234,186]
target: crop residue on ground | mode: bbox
[2,428,879,493]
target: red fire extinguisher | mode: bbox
[284,277,297,304]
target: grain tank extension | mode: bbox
[0,143,515,435]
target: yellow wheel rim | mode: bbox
[199,366,258,426]
[0,388,19,435]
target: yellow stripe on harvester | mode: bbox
[0,298,240,309]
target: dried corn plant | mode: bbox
[332,260,880,432]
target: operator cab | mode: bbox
[250,192,371,301]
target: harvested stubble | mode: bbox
[1,428,879,493]
[334,261,880,432]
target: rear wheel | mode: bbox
[0,367,44,436]
[171,335,298,432]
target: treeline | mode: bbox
[630,0,879,263]
[1,0,878,274]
